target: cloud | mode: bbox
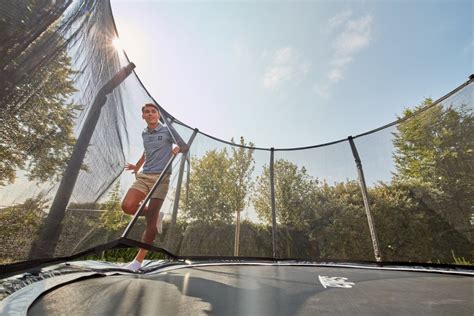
[328,68,344,82]
[273,47,293,64]
[328,10,353,30]
[335,15,372,55]
[315,13,373,97]
[263,66,293,89]
[263,47,310,89]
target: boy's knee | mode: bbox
[121,201,136,215]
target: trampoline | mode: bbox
[1,260,472,315]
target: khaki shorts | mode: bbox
[130,173,170,200]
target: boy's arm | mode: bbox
[125,152,145,173]
[135,153,145,170]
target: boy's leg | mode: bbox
[122,188,146,215]
[134,198,164,263]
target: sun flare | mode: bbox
[112,37,122,51]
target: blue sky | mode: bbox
[111,0,472,149]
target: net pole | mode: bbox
[348,136,382,262]
[171,130,198,224]
[29,62,136,259]
[161,112,188,151]
[165,129,198,248]
[270,148,277,258]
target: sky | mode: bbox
[111,0,472,149]
[1,0,471,208]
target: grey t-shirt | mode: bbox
[142,125,173,174]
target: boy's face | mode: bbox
[142,105,160,126]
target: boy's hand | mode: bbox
[172,146,181,155]
[125,163,139,174]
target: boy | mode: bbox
[122,103,180,270]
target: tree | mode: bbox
[302,180,372,260]
[393,99,474,234]
[99,182,130,231]
[66,182,130,255]
[228,137,255,217]
[228,137,255,255]
[369,181,472,263]
[0,194,48,262]
[0,3,80,186]
[181,137,255,227]
[182,149,234,223]
[253,159,316,228]
[252,159,318,258]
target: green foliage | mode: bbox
[228,137,255,216]
[370,182,428,261]
[99,182,130,231]
[393,100,474,233]
[451,251,473,266]
[249,99,474,262]
[183,149,233,223]
[3,96,472,265]
[253,159,317,228]
[179,220,272,257]
[238,220,273,257]
[252,160,372,259]
[0,194,48,262]
[362,159,472,263]
[369,181,471,262]
[0,20,81,185]
[68,202,101,210]
[180,221,235,256]
[182,137,255,224]
[305,181,373,260]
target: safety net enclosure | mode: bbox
[0,0,473,288]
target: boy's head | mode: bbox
[141,103,160,126]
[141,103,159,113]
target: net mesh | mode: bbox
[0,1,472,266]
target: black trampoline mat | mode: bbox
[29,265,473,315]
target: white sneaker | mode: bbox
[124,259,142,271]
[156,212,164,234]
